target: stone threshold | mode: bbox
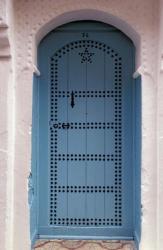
[33,240,136,250]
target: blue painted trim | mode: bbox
[133,75,142,249]
[38,235,134,240]
[53,20,119,32]
[30,73,39,248]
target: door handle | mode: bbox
[71,91,75,108]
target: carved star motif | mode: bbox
[79,48,94,63]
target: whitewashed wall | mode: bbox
[0,0,162,249]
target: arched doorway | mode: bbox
[31,21,141,246]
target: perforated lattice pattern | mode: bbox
[49,40,122,227]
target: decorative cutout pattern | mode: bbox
[55,90,115,98]
[51,154,114,161]
[79,48,94,63]
[50,122,115,130]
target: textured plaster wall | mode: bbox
[0,0,15,250]
[0,59,10,250]
[0,0,162,249]
[158,1,163,249]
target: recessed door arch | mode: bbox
[30,21,141,245]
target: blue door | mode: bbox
[37,21,136,240]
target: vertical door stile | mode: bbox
[103,50,106,222]
[66,52,69,221]
[85,59,88,220]
[54,55,58,224]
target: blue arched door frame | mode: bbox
[29,21,141,248]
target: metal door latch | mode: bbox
[62,123,70,129]
[71,91,75,108]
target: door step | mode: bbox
[33,240,136,250]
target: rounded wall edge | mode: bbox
[34,9,141,70]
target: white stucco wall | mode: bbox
[0,0,163,249]
[158,1,163,249]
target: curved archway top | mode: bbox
[35,9,141,69]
